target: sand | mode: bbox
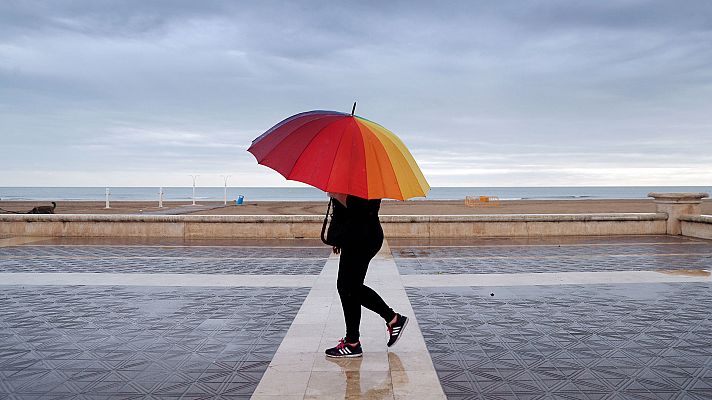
[2,199,711,215]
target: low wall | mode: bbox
[680,215,712,240]
[0,213,667,238]
[0,214,323,239]
[380,213,667,237]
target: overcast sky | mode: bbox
[1,0,711,187]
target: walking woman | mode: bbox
[324,193,409,358]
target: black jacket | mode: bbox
[332,195,382,245]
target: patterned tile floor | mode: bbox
[398,235,712,399]
[0,239,321,399]
[388,235,705,247]
[0,246,330,275]
[0,257,327,275]
[393,236,712,275]
[392,243,712,259]
[396,254,712,275]
[0,246,330,259]
[407,283,712,399]
[1,234,711,399]
[0,286,308,399]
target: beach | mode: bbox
[2,199,711,215]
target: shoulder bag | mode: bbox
[321,198,348,247]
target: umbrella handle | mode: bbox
[320,198,332,245]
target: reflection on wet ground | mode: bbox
[397,235,712,399]
[408,283,712,399]
[393,235,712,275]
[388,234,704,247]
[23,237,326,247]
[0,242,331,275]
[2,234,711,398]
[0,285,309,398]
[657,268,711,277]
[0,237,320,399]
[321,357,393,398]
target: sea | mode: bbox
[1,187,710,202]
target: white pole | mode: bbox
[220,175,231,205]
[189,175,199,205]
[105,187,110,209]
[158,187,164,208]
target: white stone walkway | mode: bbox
[251,241,447,400]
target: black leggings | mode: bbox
[337,227,396,343]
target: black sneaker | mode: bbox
[387,314,408,347]
[325,338,363,358]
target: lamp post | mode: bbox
[220,175,231,205]
[189,175,199,205]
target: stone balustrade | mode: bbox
[648,192,709,234]
[0,212,667,238]
[679,214,712,240]
[2,192,710,239]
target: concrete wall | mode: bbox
[680,215,712,240]
[0,214,324,239]
[381,214,667,237]
[0,213,667,239]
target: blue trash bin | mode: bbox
[237,195,244,205]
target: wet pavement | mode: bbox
[395,253,712,275]
[0,286,308,399]
[0,234,710,399]
[0,239,319,399]
[393,238,712,275]
[408,283,712,399]
[0,245,330,275]
[394,235,712,399]
[0,256,327,275]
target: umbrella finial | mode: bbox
[351,101,356,116]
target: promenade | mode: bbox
[1,235,711,399]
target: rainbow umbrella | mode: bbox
[248,106,430,200]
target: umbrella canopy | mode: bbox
[248,110,430,200]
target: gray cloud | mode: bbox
[1,0,711,187]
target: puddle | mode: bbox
[395,250,427,258]
[0,237,49,247]
[136,299,183,315]
[657,269,711,277]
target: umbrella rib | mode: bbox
[286,117,346,182]
[358,118,429,198]
[323,117,353,194]
[259,115,333,165]
[360,123,394,199]
[251,110,344,148]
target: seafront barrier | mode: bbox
[680,215,712,240]
[1,193,709,240]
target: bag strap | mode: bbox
[320,198,332,245]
